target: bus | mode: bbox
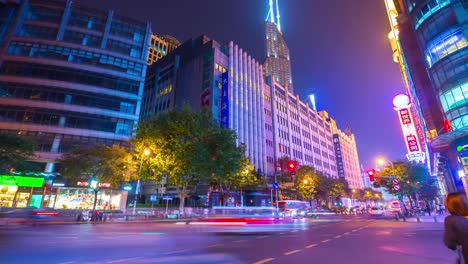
[274,200,310,217]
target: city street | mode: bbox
[0,215,455,264]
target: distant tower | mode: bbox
[264,0,293,92]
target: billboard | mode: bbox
[392,94,425,162]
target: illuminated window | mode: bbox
[414,0,450,30]
[426,30,468,67]
[440,82,468,113]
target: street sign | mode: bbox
[162,195,173,200]
[150,195,158,202]
[394,185,400,191]
[272,182,279,190]
[392,178,399,185]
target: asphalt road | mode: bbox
[0,215,455,264]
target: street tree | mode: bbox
[0,134,38,174]
[295,166,319,205]
[376,161,434,207]
[135,107,245,211]
[60,144,136,210]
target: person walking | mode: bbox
[443,193,468,264]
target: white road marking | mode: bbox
[284,249,301,255]
[343,232,350,235]
[305,243,318,248]
[321,239,331,243]
[253,257,275,264]
[334,235,342,239]
[256,235,269,239]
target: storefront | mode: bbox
[44,180,128,210]
[0,175,45,208]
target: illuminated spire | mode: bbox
[275,0,281,32]
[266,0,275,23]
[266,0,281,32]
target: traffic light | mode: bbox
[286,160,297,172]
[366,169,376,182]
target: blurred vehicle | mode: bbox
[388,200,402,213]
[305,208,334,218]
[349,206,363,215]
[368,207,384,216]
[0,207,59,225]
[274,200,310,218]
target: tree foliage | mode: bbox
[0,134,37,174]
[295,166,319,201]
[135,107,247,211]
[375,161,438,204]
[60,144,136,187]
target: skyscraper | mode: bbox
[264,0,293,93]
[0,0,151,173]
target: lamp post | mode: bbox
[133,148,150,215]
[90,178,99,212]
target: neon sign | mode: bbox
[392,94,425,163]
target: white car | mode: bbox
[368,207,384,216]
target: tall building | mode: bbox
[143,35,266,175]
[264,0,293,93]
[321,112,364,190]
[384,0,468,195]
[264,79,338,179]
[146,34,180,65]
[0,0,151,173]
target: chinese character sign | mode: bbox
[220,71,229,128]
[393,94,425,162]
[399,109,412,125]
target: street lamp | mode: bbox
[303,179,308,184]
[133,148,151,215]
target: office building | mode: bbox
[321,112,364,189]
[143,35,266,174]
[265,79,338,179]
[264,0,293,93]
[384,0,468,194]
[0,0,151,173]
[146,34,180,65]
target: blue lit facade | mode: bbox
[392,0,468,194]
[0,0,151,172]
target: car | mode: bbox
[0,207,59,225]
[368,207,384,216]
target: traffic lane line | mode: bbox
[284,249,301,256]
[253,257,275,264]
[305,243,318,248]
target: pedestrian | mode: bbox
[443,192,468,264]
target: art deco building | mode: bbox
[0,0,151,172]
[320,111,364,189]
[263,0,293,93]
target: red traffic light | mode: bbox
[286,160,297,172]
[366,169,376,182]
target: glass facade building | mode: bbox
[0,0,151,172]
[385,0,468,194]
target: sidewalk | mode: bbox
[398,214,446,224]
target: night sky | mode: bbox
[78,0,408,168]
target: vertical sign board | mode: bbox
[220,71,229,128]
[333,135,345,178]
[392,94,425,163]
